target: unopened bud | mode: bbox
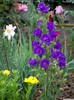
[57,58,59,61]
[10,83,14,87]
[52,66,55,69]
[34,57,37,59]
[42,43,46,47]
[15,92,19,96]
[44,73,47,76]
[42,68,44,70]
[40,17,45,22]
[63,78,67,82]
[64,73,68,77]
[58,80,61,83]
[31,69,37,72]
[36,73,40,77]
[59,88,63,91]
[57,67,60,71]
[55,72,58,75]
[49,78,50,81]
[38,11,41,13]
[59,70,63,74]
[55,66,57,68]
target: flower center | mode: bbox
[44,62,46,65]
[7,29,11,33]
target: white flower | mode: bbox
[4,24,16,40]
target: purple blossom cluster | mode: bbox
[33,27,42,37]
[54,41,61,50]
[50,50,66,69]
[40,58,50,69]
[28,58,38,66]
[47,22,55,32]
[33,45,46,57]
[40,34,51,45]
[32,40,39,47]
[28,2,66,69]
[37,2,50,14]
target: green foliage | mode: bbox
[0,70,21,100]
[0,0,15,26]
[70,11,74,17]
[33,65,67,100]
[70,0,74,3]
[53,0,63,4]
[0,1,73,100]
[65,27,74,48]
[67,59,74,71]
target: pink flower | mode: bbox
[16,4,28,11]
[51,11,54,17]
[54,31,60,41]
[54,38,56,41]
[4,29,6,31]
[55,6,63,14]
[56,31,60,36]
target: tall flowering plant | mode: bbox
[28,2,67,100]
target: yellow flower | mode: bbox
[3,70,10,76]
[33,77,39,84]
[24,78,29,83]
[24,76,39,84]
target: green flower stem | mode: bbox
[53,94,56,100]
[46,68,49,100]
[29,28,33,58]
[3,39,9,70]
[26,83,33,100]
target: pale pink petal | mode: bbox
[55,6,63,14]
[11,31,15,36]
[8,35,11,40]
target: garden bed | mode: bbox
[34,72,74,100]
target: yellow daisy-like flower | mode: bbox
[3,70,10,76]
[24,76,39,84]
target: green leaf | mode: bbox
[70,11,74,17]
[67,59,74,70]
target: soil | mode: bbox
[34,72,74,100]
